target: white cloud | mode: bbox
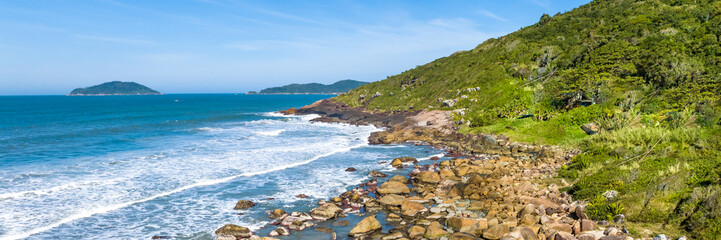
[478,9,509,23]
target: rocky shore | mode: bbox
[212,99,683,240]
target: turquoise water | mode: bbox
[0,94,443,240]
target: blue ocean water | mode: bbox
[0,94,443,240]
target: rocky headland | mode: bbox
[212,99,681,240]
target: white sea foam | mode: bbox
[418,153,445,161]
[255,129,284,136]
[0,114,378,240]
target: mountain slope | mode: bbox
[69,81,160,96]
[335,0,721,238]
[259,80,368,94]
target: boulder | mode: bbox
[448,232,480,240]
[416,171,441,184]
[408,225,426,239]
[580,123,599,135]
[377,181,410,195]
[580,219,596,232]
[296,194,308,198]
[446,217,478,233]
[553,232,577,240]
[379,194,406,206]
[346,167,357,172]
[518,227,539,240]
[386,213,402,222]
[268,209,286,219]
[215,224,253,238]
[482,224,509,240]
[425,221,449,239]
[389,175,408,183]
[310,203,342,220]
[395,156,418,163]
[370,171,388,177]
[215,236,235,240]
[391,158,404,168]
[574,206,588,220]
[234,200,256,210]
[348,215,382,237]
[401,200,426,216]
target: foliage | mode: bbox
[260,80,368,94]
[332,0,721,237]
[69,81,160,95]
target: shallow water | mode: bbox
[0,94,444,240]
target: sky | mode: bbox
[0,0,591,95]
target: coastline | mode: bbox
[210,99,667,240]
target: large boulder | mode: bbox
[268,209,286,219]
[234,200,256,210]
[377,181,410,194]
[401,200,426,216]
[389,175,408,183]
[425,221,449,239]
[369,171,387,177]
[379,194,406,206]
[482,224,509,240]
[310,203,342,220]
[448,232,480,240]
[408,225,426,239]
[215,224,253,238]
[446,217,478,233]
[348,215,382,237]
[394,156,418,163]
[416,171,441,184]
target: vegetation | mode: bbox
[258,79,368,94]
[334,0,721,238]
[69,81,160,95]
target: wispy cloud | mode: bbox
[75,34,155,45]
[477,9,509,23]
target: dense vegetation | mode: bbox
[258,79,368,94]
[335,0,721,238]
[69,81,160,95]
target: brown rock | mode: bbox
[386,213,402,222]
[580,219,596,232]
[482,224,509,240]
[518,227,539,240]
[378,181,410,195]
[315,227,334,233]
[268,209,286,219]
[332,220,349,227]
[547,223,572,233]
[296,194,309,198]
[448,232,479,240]
[575,206,588,220]
[553,231,577,240]
[309,203,342,220]
[389,175,408,183]
[395,156,418,163]
[425,221,449,239]
[346,167,357,172]
[408,225,426,239]
[234,200,255,210]
[401,200,426,216]
[215,224,253,238]
[370,171,388,177]
[379,194,406,206]
[416,171,441,184]
[391,158,404,168]
[446,217,478,233]
[348,215,382,237]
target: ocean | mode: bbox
[0,94,444,240]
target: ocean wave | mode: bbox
[1,143,367,240]
[0,178,123,201]
[255,129,284,136]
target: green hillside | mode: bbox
[69,81,160,95]
[336,0,721,238]
[259,79,368,94]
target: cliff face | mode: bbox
[69,81,161,96]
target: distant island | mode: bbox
[253,79,368,94]
[68,81,161,96]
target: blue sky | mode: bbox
[0,0,591,95]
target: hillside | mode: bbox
[69,81,160,96]
[258,80,368,94]
[335,0,721,238]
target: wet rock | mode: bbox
[425,221,449,239]
[386,213,402,222]
[215,235,235,240]
[379,194,406,206]
[408,225,426,239]
[448,232,479,240]
[389,175,408,183]
[268,209,287,219]
[482,224,509,240]
[332,220,350,227]
[296,194,309,198]
[416,171,441,184]
[215,224,253,238]
[401,200,426,216]
[395,156,418,163]
[348,215,382,237]
[346,167,357,172]
[310,203,343,220]
[269,227,289,236]
[234,200,256,210]
[391,158,404,168]
[369,171,388,177]
[378,181,410,195]
[316,227,335,233]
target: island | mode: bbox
[68,81,161,96]
[253,79,368,94]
